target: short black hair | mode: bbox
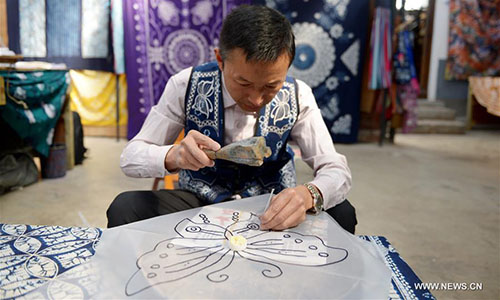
[219,5,295,65]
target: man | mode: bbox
[107,5,356,233]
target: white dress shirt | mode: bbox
[120,67,352,210]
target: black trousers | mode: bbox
[107,189,358,234]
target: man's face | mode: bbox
[215,48,291,113]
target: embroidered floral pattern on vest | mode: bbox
[180,62,298,203]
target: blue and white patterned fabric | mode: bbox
[0,222,434,299]
[6,0,114,71]
[253,0,370,143]
[360,236,436,300]
[0,224,101,299]
[179,61,298,203]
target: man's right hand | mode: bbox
[164,130,221,172]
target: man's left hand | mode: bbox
[260,186,313,230]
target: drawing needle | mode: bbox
[261,189,274,216]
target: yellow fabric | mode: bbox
[0,0,8,47]
[69,70,128,126]
[469,76,500,117]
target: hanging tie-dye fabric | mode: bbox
[254,0,369,143]
[6,0,113,71]
[19,0,46,57]
[69,70,128,126]
[46,0,81,57]
[394,30,419,133]
[111,0,126,74]
[368,7,392,90]
[82,0,110,58]
[123,0,249,139]
[445,0,500,80]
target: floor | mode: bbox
[1,130,499,299]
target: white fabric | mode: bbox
[89,195,391,299]
[120,67,352,209]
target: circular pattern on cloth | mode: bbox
[289,22,335,88]
[164,29,209,74]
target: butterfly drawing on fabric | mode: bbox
[270,89,291,125]
[125,213,348,296]
[193,79,215,119]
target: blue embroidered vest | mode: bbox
[179,61,299,203]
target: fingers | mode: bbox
[188,130,221,151]
[260,188,307,230]
[180,136,214,169]
[165,130,221,171]
[183,130,221,169]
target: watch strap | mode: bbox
[303,183,323,215]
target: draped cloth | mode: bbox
[123,0,249,139]
[254,0,369,143]
[468,77,500,117]
[0,70,69,157]
[445,0,500,80]
[69,70,128,126]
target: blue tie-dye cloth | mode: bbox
[253,0,370,143]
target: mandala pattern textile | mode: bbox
[69,70,128,126]
[445,0,500,80]
[0,70,69,157]
[179,62,298,203]
[254,0,370,143]
[0,224,101,299]
[123,0,249,139]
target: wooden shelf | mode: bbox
[0,55,23,64]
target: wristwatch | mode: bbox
[303,183,323,215]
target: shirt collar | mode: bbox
[222,74,237,109]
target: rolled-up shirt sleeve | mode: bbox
[291,80,352,210]
[120,67,191,178]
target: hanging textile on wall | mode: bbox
[111,0,125,74]
[123,0,249,139]
[46,0,81,57]
[6,0,113,71]
[394,30,419,133]
[0,0,9,47]
[69,70,127,126]
[82,0,110,58]
[19,0,46,57]
[445,0,500,80]
[0,70,69,157]
[254,0,369,143]
[368,7,392,90]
